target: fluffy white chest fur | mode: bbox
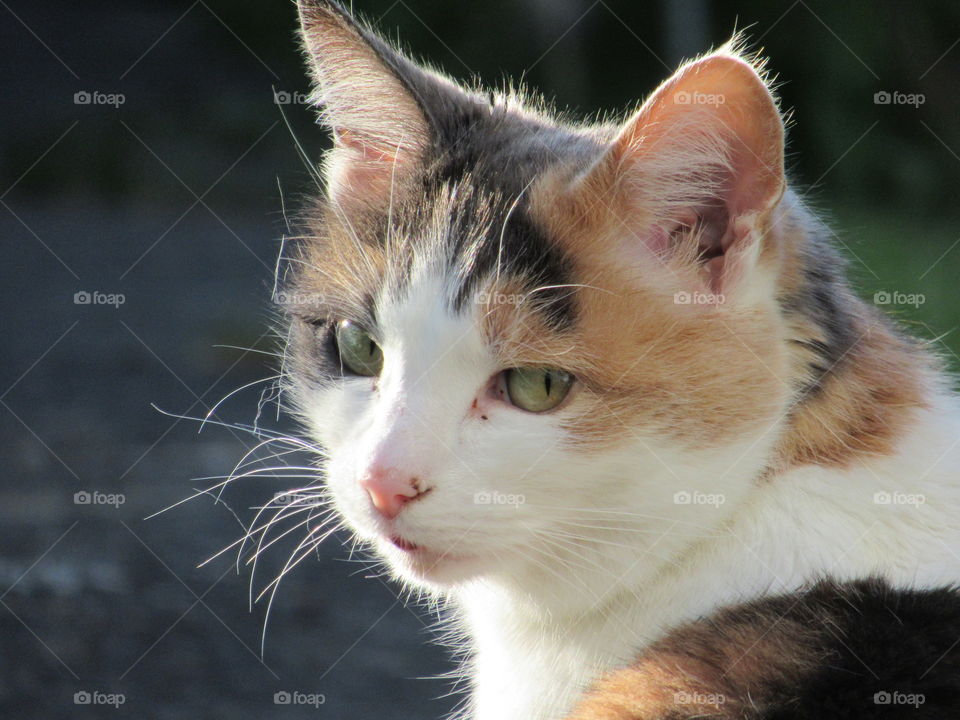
[460,400,960,720]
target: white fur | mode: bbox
[460,398,960,719]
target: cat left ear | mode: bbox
[297,0,432,209]
[575,48,785,294]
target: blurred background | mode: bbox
[1,0,958,717]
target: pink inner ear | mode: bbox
[646,225,673,256]
[328,129,411,207]
[597,53,785,294]
[334,128,402,163]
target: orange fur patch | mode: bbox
[772,309,931,472]
[518,169,791,452]
[564,604,818,719]
[289,198,389,322]
[763,200,932,473]
[523,167,931,465]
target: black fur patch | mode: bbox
[781,230,859,399]
[389,53,598,328]
[765,578,960,717]
[423,104,592,330]
[580,577,960,719]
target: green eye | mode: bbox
[335,320,383,376]
[504,368,574,413]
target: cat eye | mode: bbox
[335,320,383,376]
[504,368,574,413]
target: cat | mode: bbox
[275,1,960,718]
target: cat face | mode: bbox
[284,1,794,594]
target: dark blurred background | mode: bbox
[1,1,958,717]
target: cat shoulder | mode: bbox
[565,577,960,719]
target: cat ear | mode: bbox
[297,0,432,208]
[576,48,785,294]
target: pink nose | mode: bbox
[360,467,422,519]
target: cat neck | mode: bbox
[456,395,960,720]
[766,190,938,476]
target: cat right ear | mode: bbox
[561,46,785,297]
[297,0,431,209]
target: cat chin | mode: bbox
[380,540,489,587]
[338,502,497,585]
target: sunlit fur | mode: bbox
[275,3,960,719]
[566,578,960,718]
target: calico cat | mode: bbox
[276,1,960,718]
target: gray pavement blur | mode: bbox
[0,2,454,716]
[0,196,455,719]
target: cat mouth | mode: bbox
[380,532,488,583]
[386,534,474,569]
[389,535,419,552]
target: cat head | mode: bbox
[282,0,794,597]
